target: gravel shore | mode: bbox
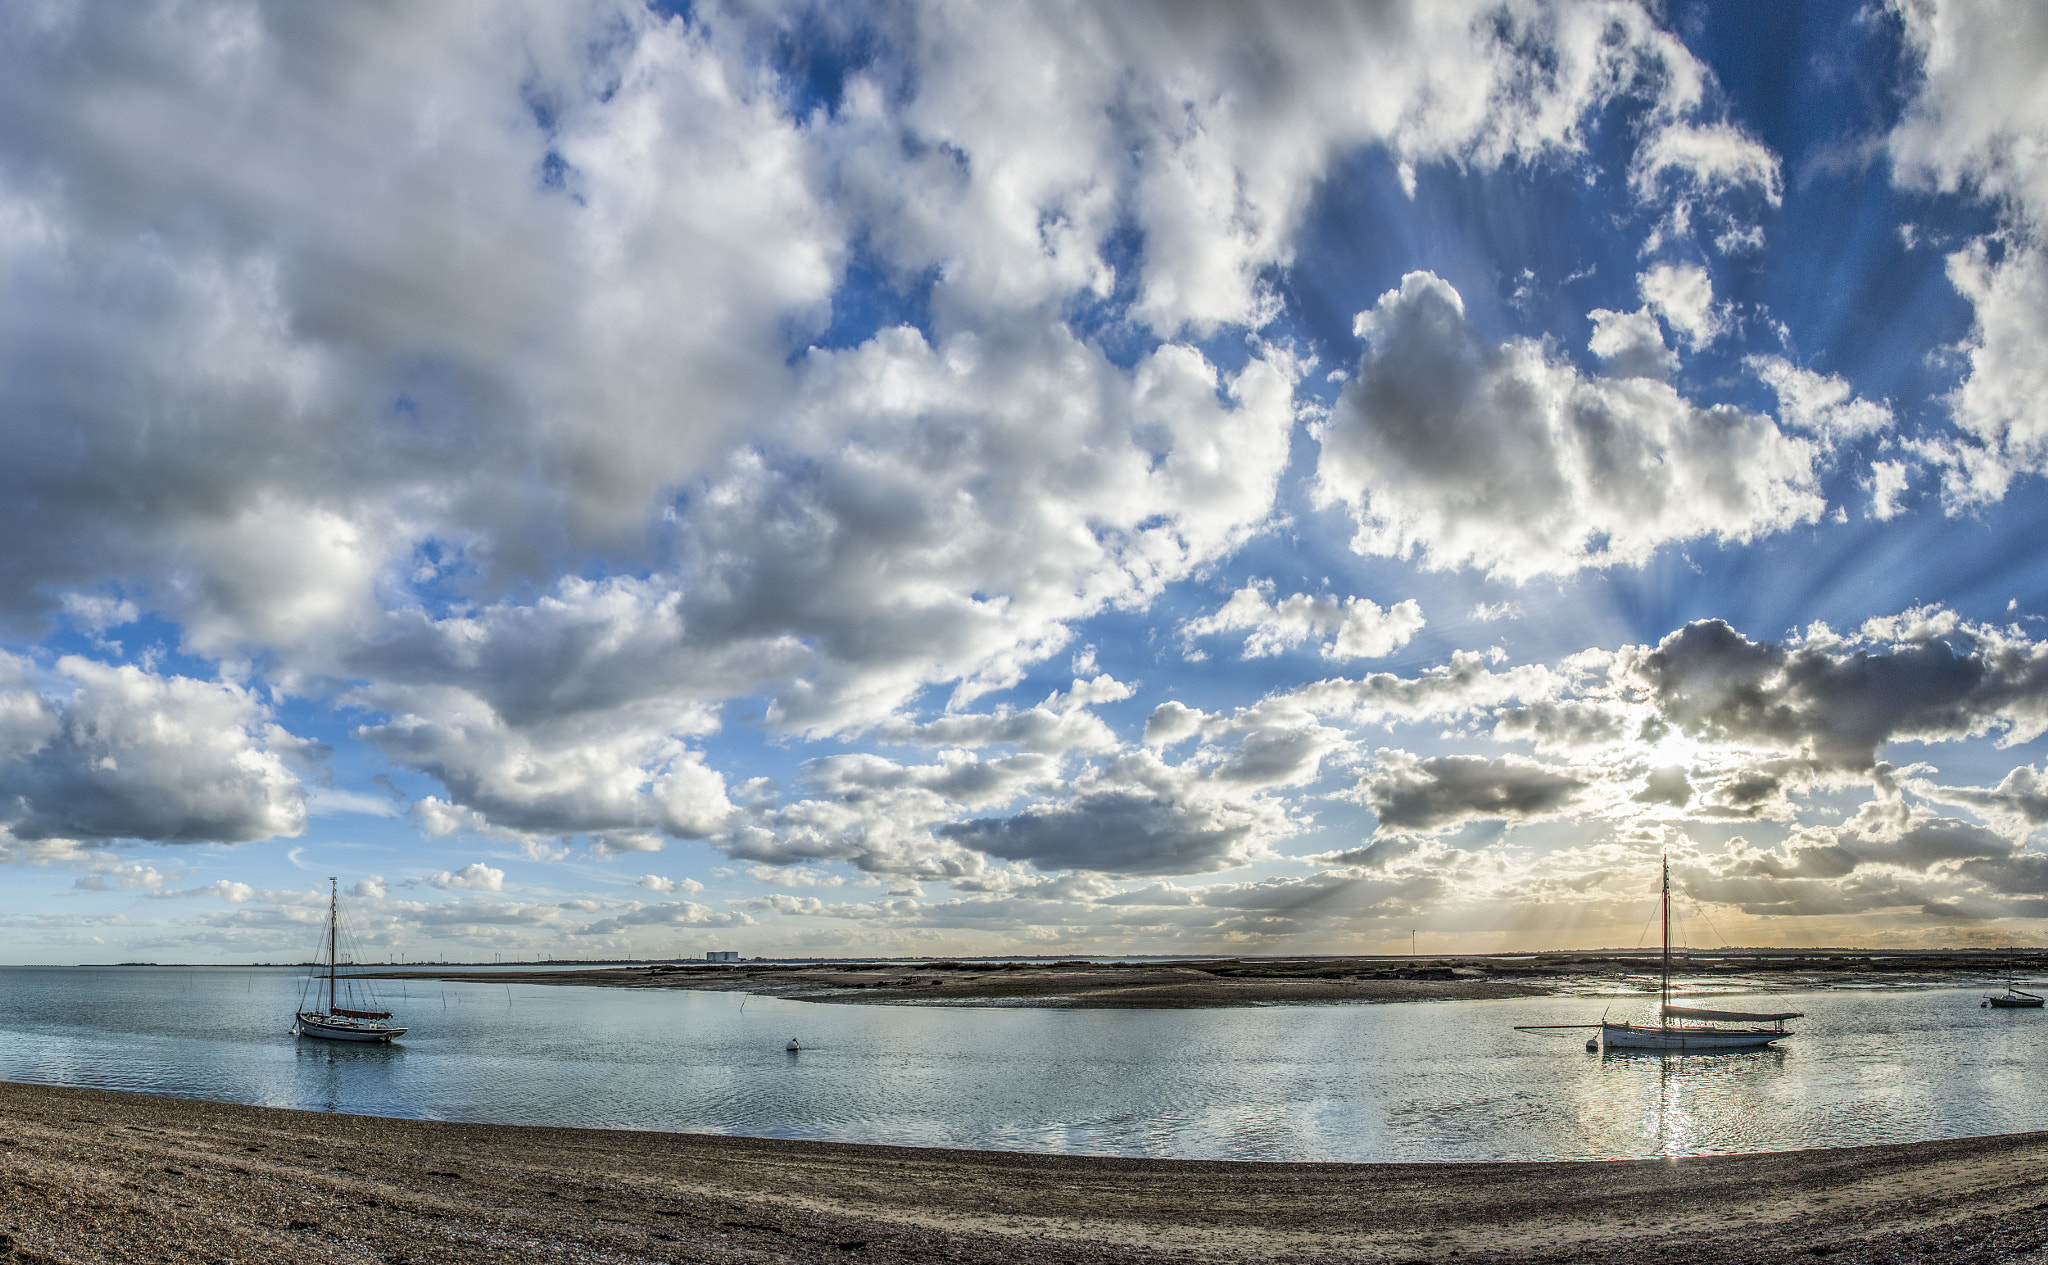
[4,1080,2048,1263]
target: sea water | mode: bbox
[0,965,2042,1163]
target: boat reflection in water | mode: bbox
[1519,856,1801,1054]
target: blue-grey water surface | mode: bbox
[2,966,2043,1163]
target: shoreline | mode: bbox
[1,1081,2045,1263]
[353,950,2048,1009]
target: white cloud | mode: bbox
[427,863,505,892]
[1631,122,1783,207]
[1314,271,1824,579]
[635,874,705,894]
[0,1,837,648]
[839,1,1736,338]
[1888,0,2048,502]
[1867,460,1912,520]
[1586,307,1678,380]
[0,654,308,844]
[1748,355,1893,444]
[682,325,1302,729]
[1182,582,1424,661]
[1637,263,1727,350]
[358,679,733,845]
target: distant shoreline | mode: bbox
[0,1079,2043,1263]
[347,950,2048,1008]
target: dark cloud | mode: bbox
[1495,700,1630,751]
[1634,765,1693,807]
[941,790,1267,877]
[1363,751,1586,831]
[1634,617,2048,771]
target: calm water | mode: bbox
[1,966,2043,1163]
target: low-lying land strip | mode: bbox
[1,1080,2045,1263]
[356,950,2048,1008]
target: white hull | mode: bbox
[1602,1022,1785,1051]
[297,1012,407,1043]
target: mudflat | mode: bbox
[359,950,2048,1009]
[2,1080,2046,1263]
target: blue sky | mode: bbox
[3,0,2048,962]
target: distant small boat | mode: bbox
[295,878,408,1043]
[1518,857,1800,1052]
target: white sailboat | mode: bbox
[1519,857,1799,1052]
[294,878,408,1043]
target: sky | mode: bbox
[3,0,2048,963]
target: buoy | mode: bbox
[786,1037,801,1051]
[1585,1038,1599,1051]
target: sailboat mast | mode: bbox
[327,877,338,1015]
[1660,856,1671,1023]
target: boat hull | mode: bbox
[296,1012,407,1043]
[1601,1022,1787,1051]
[1988,996,2045,1009]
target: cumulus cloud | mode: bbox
[1748,356,1893,445]
[1910,763,2048,831]
[0,2,836,641]
[1586,307,1679,380]
[0,2,1829,885]
[1629,612,2048,772]
[1631,122,1783,212]
[839,1,1739,337]
[427,863,505,892]
[1314,271,1824,579]
[942,789,1275,878]
[1181,582,1425,661]
[361,687,733,846]
[636,874,706,894]
[1637,263,1728,349]
[0,654,308,844]
[1362,750,1589,832]
[1888,0,2048,502]
[687,327,1300,728]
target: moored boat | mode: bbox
[294,878,408,1043]
[1519,857,1800,1052]
[1986,957,2044,1008]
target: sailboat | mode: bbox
[1985,954,2044,1008]
[1600,858,1800,1051]
[1518,857,1800,1052]
[294,878,408,1043]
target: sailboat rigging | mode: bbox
[1518,856,1800,1052]
[1985,952,2044,1009]
[294,878,408,1043]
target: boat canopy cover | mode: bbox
[1662,1004,1802,1022]
[332,1007,393,1020]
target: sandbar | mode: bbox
[358,950,2048,1009]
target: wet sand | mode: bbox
[360,950,2048,1009]
[2,1080,2046,1263]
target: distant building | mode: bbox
[706,950,740,962]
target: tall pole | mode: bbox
[327,878,338,1015]
[1660,856,1671,1025]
